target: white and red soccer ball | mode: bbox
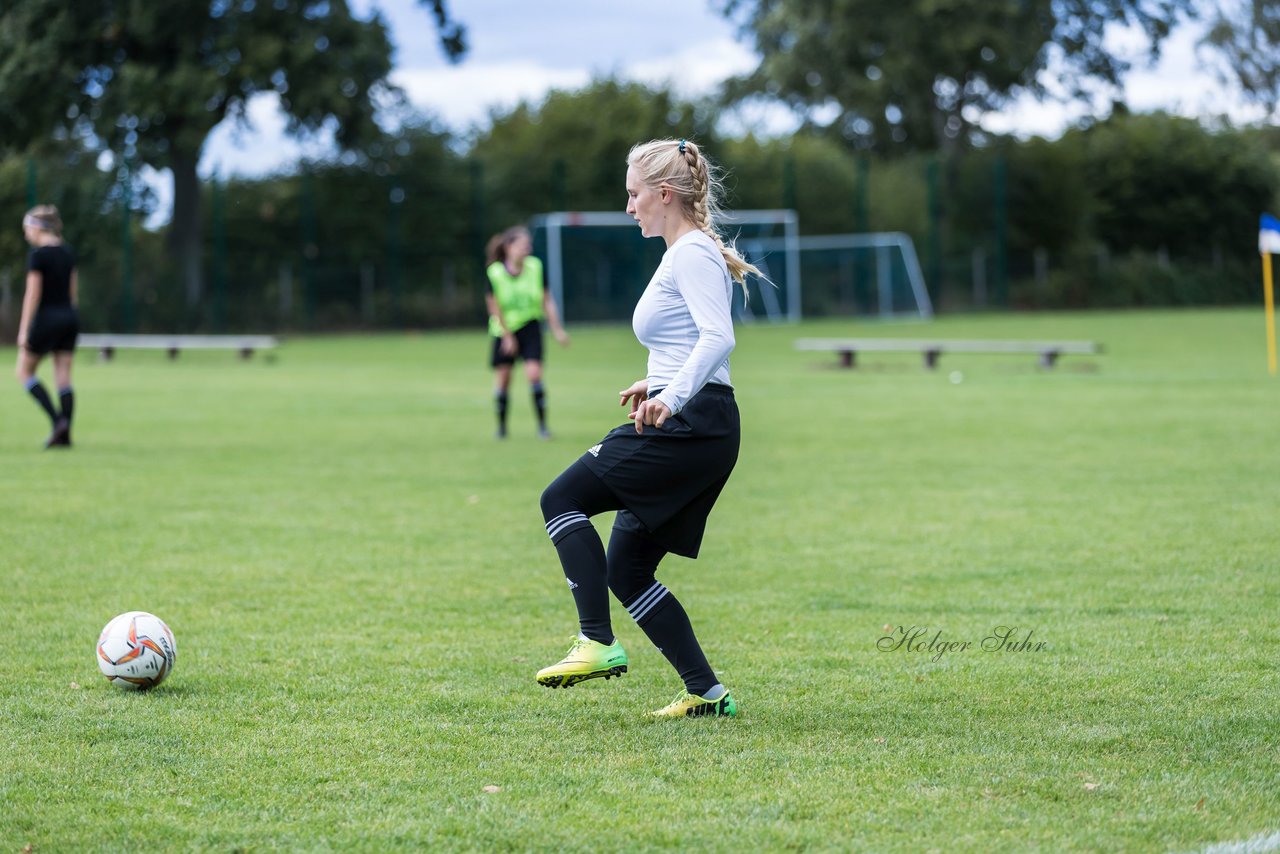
[96,611,177,690]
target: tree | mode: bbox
[470,78,715,226]
[0,0,466,313]
[1077,112,1276,257]
[719,134,861,233]
[717,0,1190,152]
[1201,0,1280,120]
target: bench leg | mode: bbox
[239,347,254,360]
[839,350,855,368]
[924,349,940,370]
[1039,350,1060,369]
[167,347,180,360]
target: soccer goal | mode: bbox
[746,232,933,320]
[529,210,802,324]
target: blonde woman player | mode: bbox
[16,205,78,449]
[535,139,760,718]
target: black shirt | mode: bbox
[27,244,76,309]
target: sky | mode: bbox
[197,0,762,178]
[178,0,1267,215]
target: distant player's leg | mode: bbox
[536,460,628,687]
[607,522,735,718]
[52,350,74,446]
[16,348,62,447]
[494,363,512,439]
[525,358,549,439]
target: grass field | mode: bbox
[2,308,1278,852]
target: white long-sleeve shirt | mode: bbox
[632,229,735,415]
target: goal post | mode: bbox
[530,210,802,324]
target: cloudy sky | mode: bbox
[193,1,1263,179]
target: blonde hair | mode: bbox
[626,138,761,291]
[23,204,63,236]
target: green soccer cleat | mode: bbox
[648,689,738,719]
[536,635,628,688]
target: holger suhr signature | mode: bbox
[877,625,1047,662]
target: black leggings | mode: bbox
[540,461,666,603]
[540,460,718,695]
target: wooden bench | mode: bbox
[795,337,1101,369]
[79,334,279,361]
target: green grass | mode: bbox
[2,308,1277,852]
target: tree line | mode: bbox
[0,2,1277,332]
[1,79,1274,333]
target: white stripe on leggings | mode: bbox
[627,581,669,622]
[546,512,589,540]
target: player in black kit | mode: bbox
[16,205,79,449]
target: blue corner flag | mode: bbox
[1262,213,1280,254]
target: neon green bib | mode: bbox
[487,256,545,337]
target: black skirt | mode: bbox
[579,383,740,558]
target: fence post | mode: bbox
[278,261,293,325]
[120,161,136,332]
[926,157,942,306]
[993,154,1008,306]
[388,183,404,327]
[783,152,798,212]
[854,154,870,309]
[301,170,317,328]
[211,175,227,331]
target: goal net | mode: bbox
[529,210,801,324]
[747,232,933,320]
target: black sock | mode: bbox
[626,586,718,696]
[541,461,622,645]
[607,525,717,696]
[495,390,509,434]
[531,381,547,429]
[25,379,59,426]
[547,526,612,644]
[58,386,74,426]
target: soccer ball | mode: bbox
[96,611,177,690]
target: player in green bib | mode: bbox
[484,225,569,439]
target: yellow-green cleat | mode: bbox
[648,689,737,718]
[536,635,628,688]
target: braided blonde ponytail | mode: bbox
[678,142,760,289]
[627,139,762,295]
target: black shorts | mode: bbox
[26,306,79,355]
[578,383,740,559]
[490,320,544,367]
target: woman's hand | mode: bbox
[619,379,648,416]
[630,397,671,434]
[553,327,570,348]
[500,332,517,356]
